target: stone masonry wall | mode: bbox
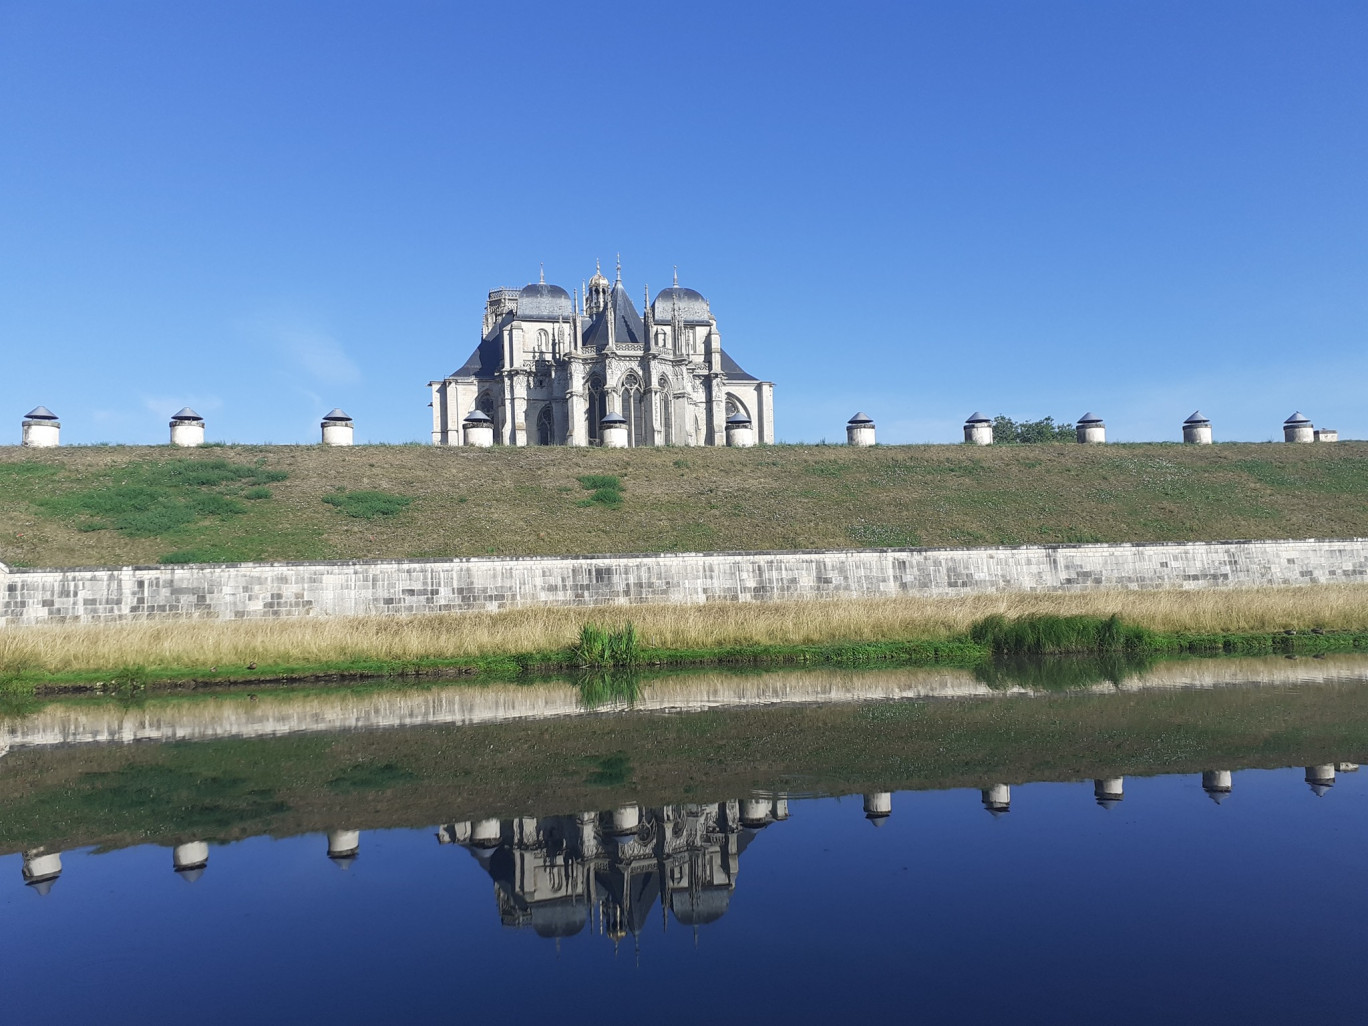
[1,538,1366,628]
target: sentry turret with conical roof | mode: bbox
[1283,412,1314,443]
[1182,410,1212,445]
[600,410,628,448]
[846,412,875,447]
[964,411,993,445]
[320,408,354,447]
[21,406,61,448]
[1075,412,1106,444]
[725,410,754,448]
[462,408,494,447]
[169,407,205,447]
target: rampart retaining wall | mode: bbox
[2,538,1366,628]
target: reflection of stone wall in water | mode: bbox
[436,799,788,942]
[7,656,1368,753]
[4,537,1368,627]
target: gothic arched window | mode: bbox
[586,378,605,445]
[536,328,550,350]
[657,376,673,445]
[621,374,644,447]
[536,405,554,446]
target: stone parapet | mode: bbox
[2,538,1367,628]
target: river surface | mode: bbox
[2,657,1367,1024]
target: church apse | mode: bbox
[428,260,775,448]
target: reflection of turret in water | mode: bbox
[327,830,360,865]
[863,792,892,826]
[440,797,784,947]
[609,805,641,838]
[1336,763,1359,772]
[982,784,1011,816]
[173,841,209,883]
[1094,778,1124,810]
[1202,771,1233,804]
[740,798,773,829]
[22,850,62,895]
[1306,765,1336,797]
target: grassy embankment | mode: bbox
[3,587,1368,693]
[2,443,1367,688]
[2,441,1367,567]
[3,675,1367,855]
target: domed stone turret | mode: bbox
[1283,412,1314,443]
[1076,412,1105,444]
[1182,411,1212,445]
[169,408,205,447]
[321,408,354,446]
[964,411,993,445]
[846,412,875,447]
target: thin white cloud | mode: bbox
[278,327,362,385]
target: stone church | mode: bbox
[428,261,774,446]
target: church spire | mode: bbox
[673,265,679,286]
[615,253,621,283]
[539,262,545,284]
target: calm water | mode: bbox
[3,765,1366,1023]
[4,657,1368,1023]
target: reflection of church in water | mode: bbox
[438,797,787,942]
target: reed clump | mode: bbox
[2,584,1368,677]
[970,613,1156,655]
[573,623,641,667]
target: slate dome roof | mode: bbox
[1285,411,1311,425]
[848,412,874,425]
[24,406,58,421]
[322,408,352,422]
[1077,411,1104,425]
[965,411,991,424]
[518,281,573,320]
[1184,410,1210,424]
[171,407,203,422]
[652,285,711,325]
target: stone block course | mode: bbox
[0,538,1366,628]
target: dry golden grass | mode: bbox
[5,584,1368,674]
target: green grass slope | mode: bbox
[1,442,1366,568]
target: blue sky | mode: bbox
[2,1,1364,445]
